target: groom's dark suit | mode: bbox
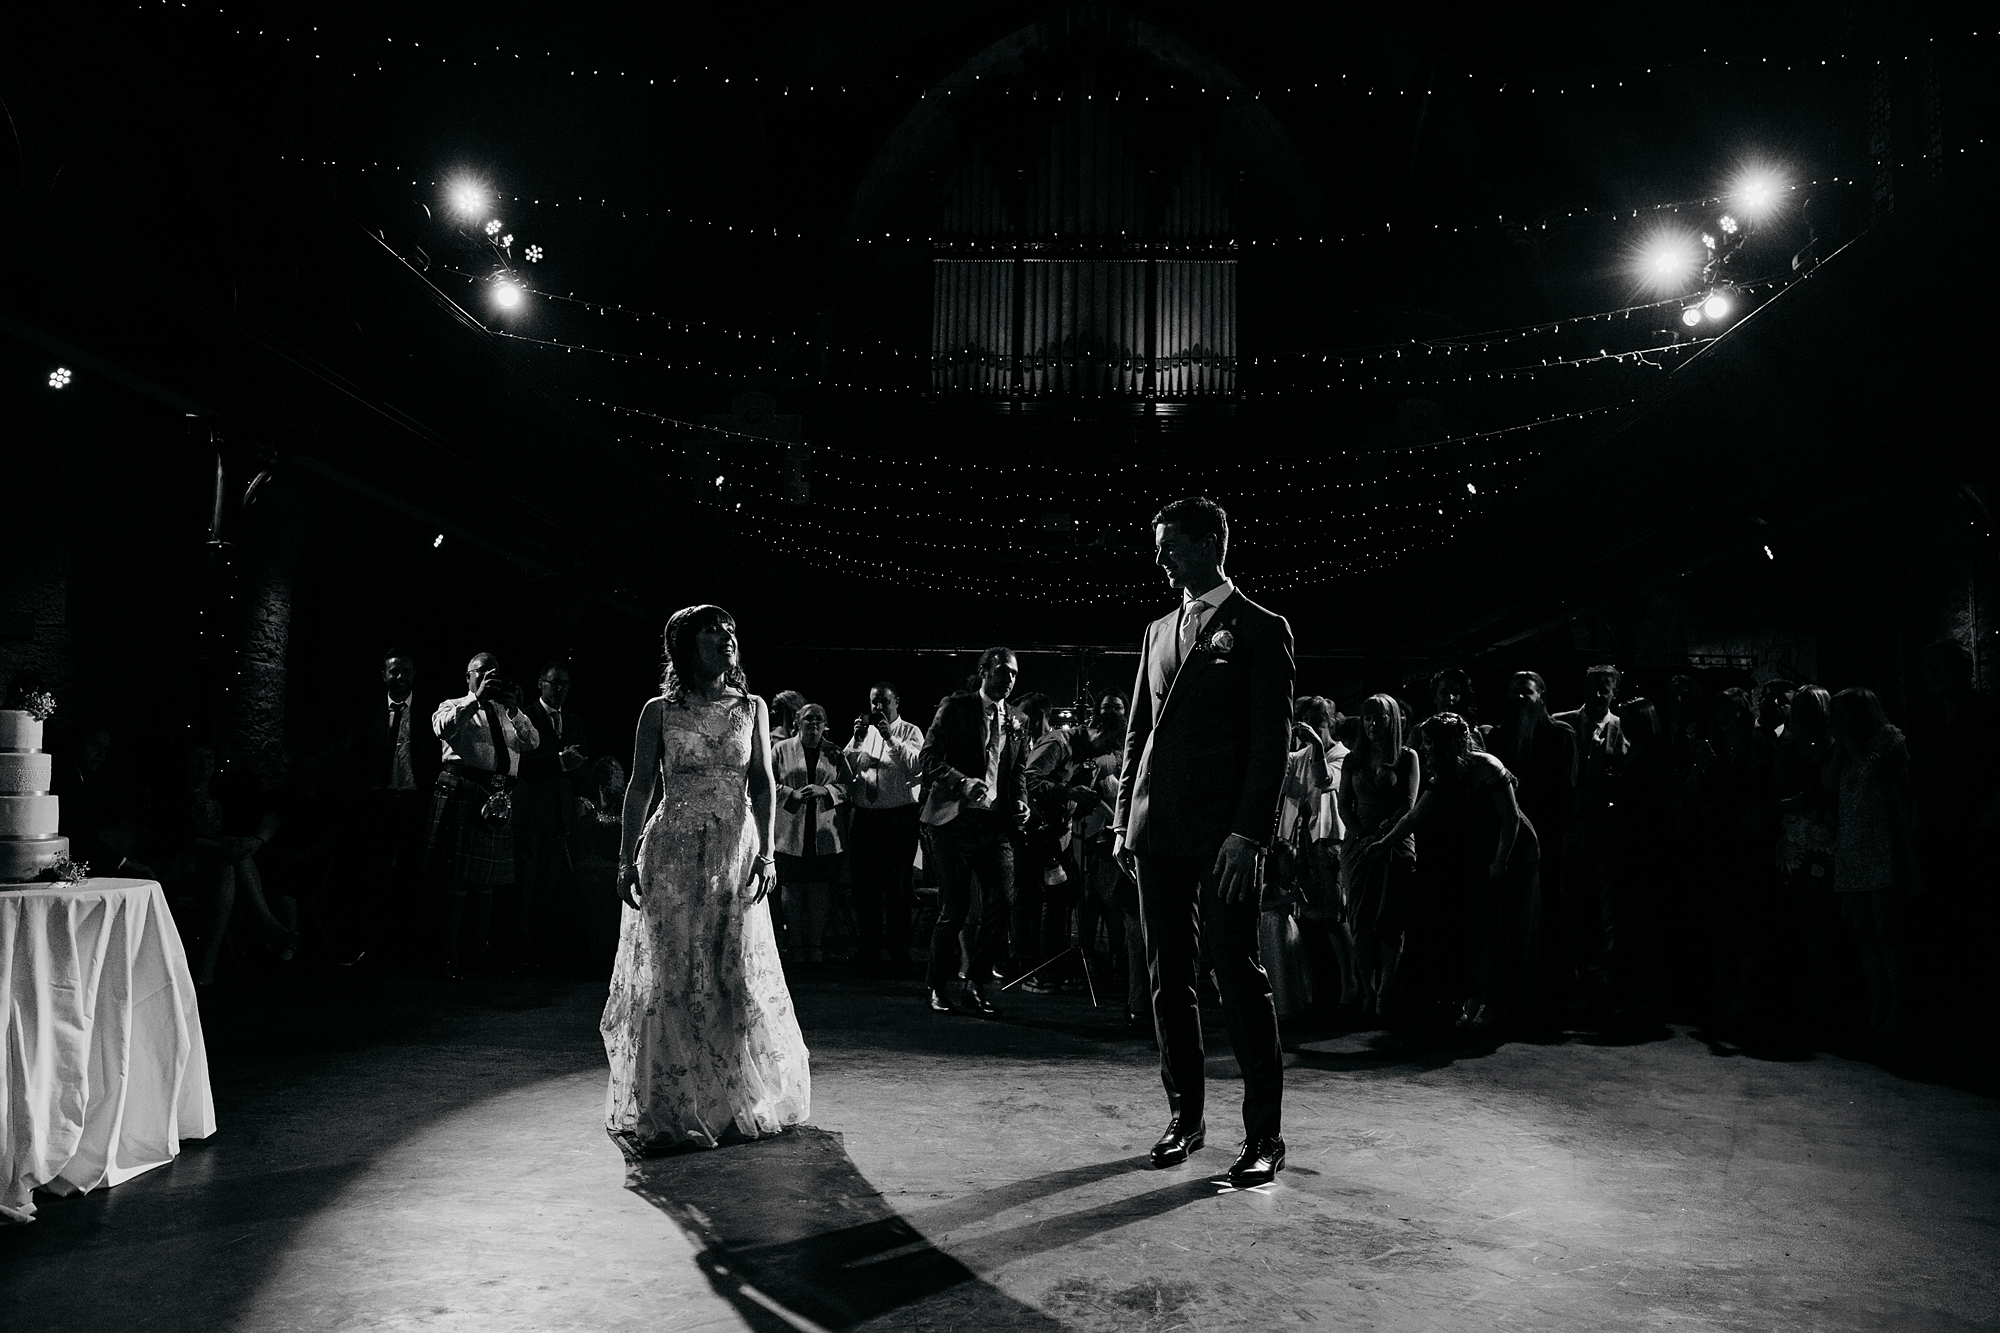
[1116,585,1294,1141]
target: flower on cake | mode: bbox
[42,854,88,884]
[21,691,56,722]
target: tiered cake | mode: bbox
[0,709,66,881]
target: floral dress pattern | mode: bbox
[601,693,811,1149]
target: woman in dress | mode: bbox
[1363,713,1538,1031]
[1263,698,1337,1019]
[1828,687,1919,1034]
[1772,686,1840,1028]
[601,605,811,1151]
[1338,695,1420,1017]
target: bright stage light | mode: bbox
[47,366,72,389]
[1681,307,1702,327]
[445,178,487,218]
[484,218,503,237]
[1718,214,1739,235]
[525,245,544,263]
[433,534,445,549]
[1703,292,1732,320]
[493,282,523,309]
[1731,167,1786,220]
[1635,229,1701,295]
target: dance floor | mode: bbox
[3,968,1996,1332]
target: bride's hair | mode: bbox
[661,604,749,705]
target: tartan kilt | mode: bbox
[425,771,516,887]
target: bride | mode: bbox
[601,605,811,1149]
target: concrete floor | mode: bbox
[4,968,1997,1332]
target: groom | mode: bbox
[1114,497,1295,1187]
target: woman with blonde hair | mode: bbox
[1828,687,1919,1034]
[1339,694,1420,1017]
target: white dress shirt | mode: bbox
[969,696,1008,810]
[1176,576,1236,672]
[433,694,540,775]
[844,716,925,809]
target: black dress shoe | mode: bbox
[1226,1136,1286,1187]
[961,986,1000,1018]
[928,989,954,1013]
[1150,1118,1206,1167]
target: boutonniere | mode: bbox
[1199,627,1236,656]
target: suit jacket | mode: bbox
[1551,707,1625,818]
[352,695,441,794]
[517,698,581,787]
[1116,587,1295,857]
[917,690,1029,829]
[1485,713,1578,837]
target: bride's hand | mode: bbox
[616,863,642,909]
[747,860,775,904]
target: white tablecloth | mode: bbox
[1,877,216,1223]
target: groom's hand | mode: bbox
[1113,831,1136,880]
[1215,833,1262,904]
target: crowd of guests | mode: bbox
[19,632,1989,1050]
[756,638,1992,1046]
[26,651,625,987]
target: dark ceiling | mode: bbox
[1,2,1985,653]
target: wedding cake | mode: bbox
[0,708,67,881]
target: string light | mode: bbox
[172,9,1986,108]
[1259,337,1718,392]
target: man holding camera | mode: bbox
[843,681,926,974]
[427,652,540,979]
[512,662,587,971]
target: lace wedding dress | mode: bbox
[602,692,811,1148]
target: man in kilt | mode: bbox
[428,653,540,977]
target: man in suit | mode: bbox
[917,647,1031,1018]
[1488,671,1578,1019]
[1552,664,1627,1009]
[350,651,441,966]
[1114,497,1295,1188]
[511,662,587,970]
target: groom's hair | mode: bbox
[1153,496,1228,561]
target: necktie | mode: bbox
[1176,598,1207,673]
[985,703,1003,803]
[547,708,562,742]
[482,702,510,774]
[385,703,403,785]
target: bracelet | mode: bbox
[753,853,775,866]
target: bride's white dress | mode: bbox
[601,691,810,1148]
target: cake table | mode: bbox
[1,877,216,1223]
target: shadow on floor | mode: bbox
[626,1126,1176,1332]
